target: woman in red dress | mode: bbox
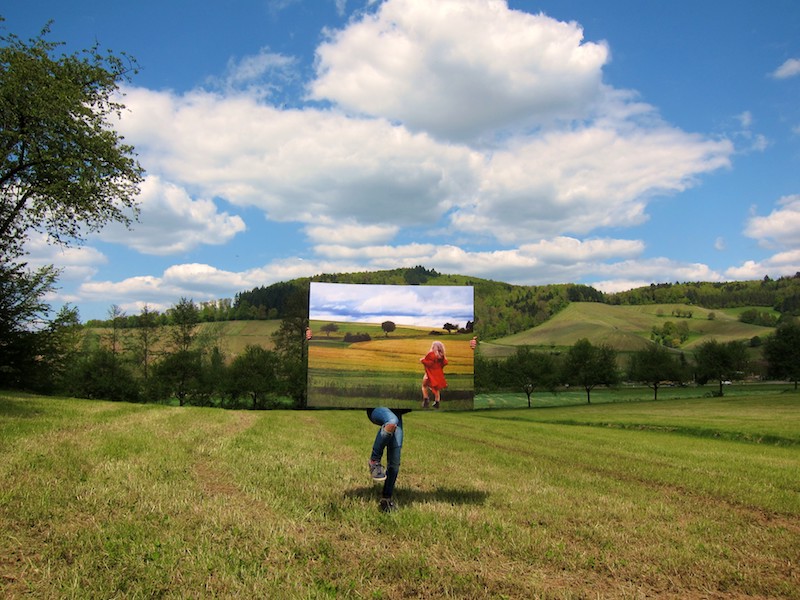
[420,341,448,408]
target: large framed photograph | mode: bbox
[307,282,475,410]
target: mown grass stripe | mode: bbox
[1,391,798,598]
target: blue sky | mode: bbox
[5,0,800,321]
[309,282,474,327]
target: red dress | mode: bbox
[421,351,448,390]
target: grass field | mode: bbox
[1,390,798,598]
[87,320,283,357]
[483,303,774,357]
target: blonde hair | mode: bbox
[430,341,446,359]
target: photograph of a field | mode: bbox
[307,283,475,410]
[308,323,475,409]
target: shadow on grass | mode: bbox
[345,486,488,506]
[0,394,45,418]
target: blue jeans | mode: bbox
[368,407,403,498]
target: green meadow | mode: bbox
[482,302,774,358]
[2,390,798,598]
[87,319,283,354]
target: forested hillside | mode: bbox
[606,276,800,313]
[233,267,800,340]
[88,267,800,342]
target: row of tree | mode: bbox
[476,322,800,404]
[8,290,800,408]
[608,276,800,313]
[30,298,310,408]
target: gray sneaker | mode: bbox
[369,460,386,482]
[379,498,397,513]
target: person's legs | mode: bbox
[382,438,402,497]
[369,407,399,463]
[367,408,403,511]
[382,413,402,500]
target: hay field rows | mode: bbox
[1,390,798,598]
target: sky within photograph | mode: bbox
[5,0,800,321]
[309,282,474,328]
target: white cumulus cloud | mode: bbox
[726,250,800,280]
[744,194,800,249]
[452,125,731,242]
[96,175,246,255]
[117,88,480,230]
[309,0,609,141]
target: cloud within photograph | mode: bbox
[307,283,475,410]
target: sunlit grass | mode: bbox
[1,390,798,598]
[491,302,773,352]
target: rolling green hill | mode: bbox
[86,320,283,356]
[90,302,775,361]
[480,302,774,357]
[212,320,282,354]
